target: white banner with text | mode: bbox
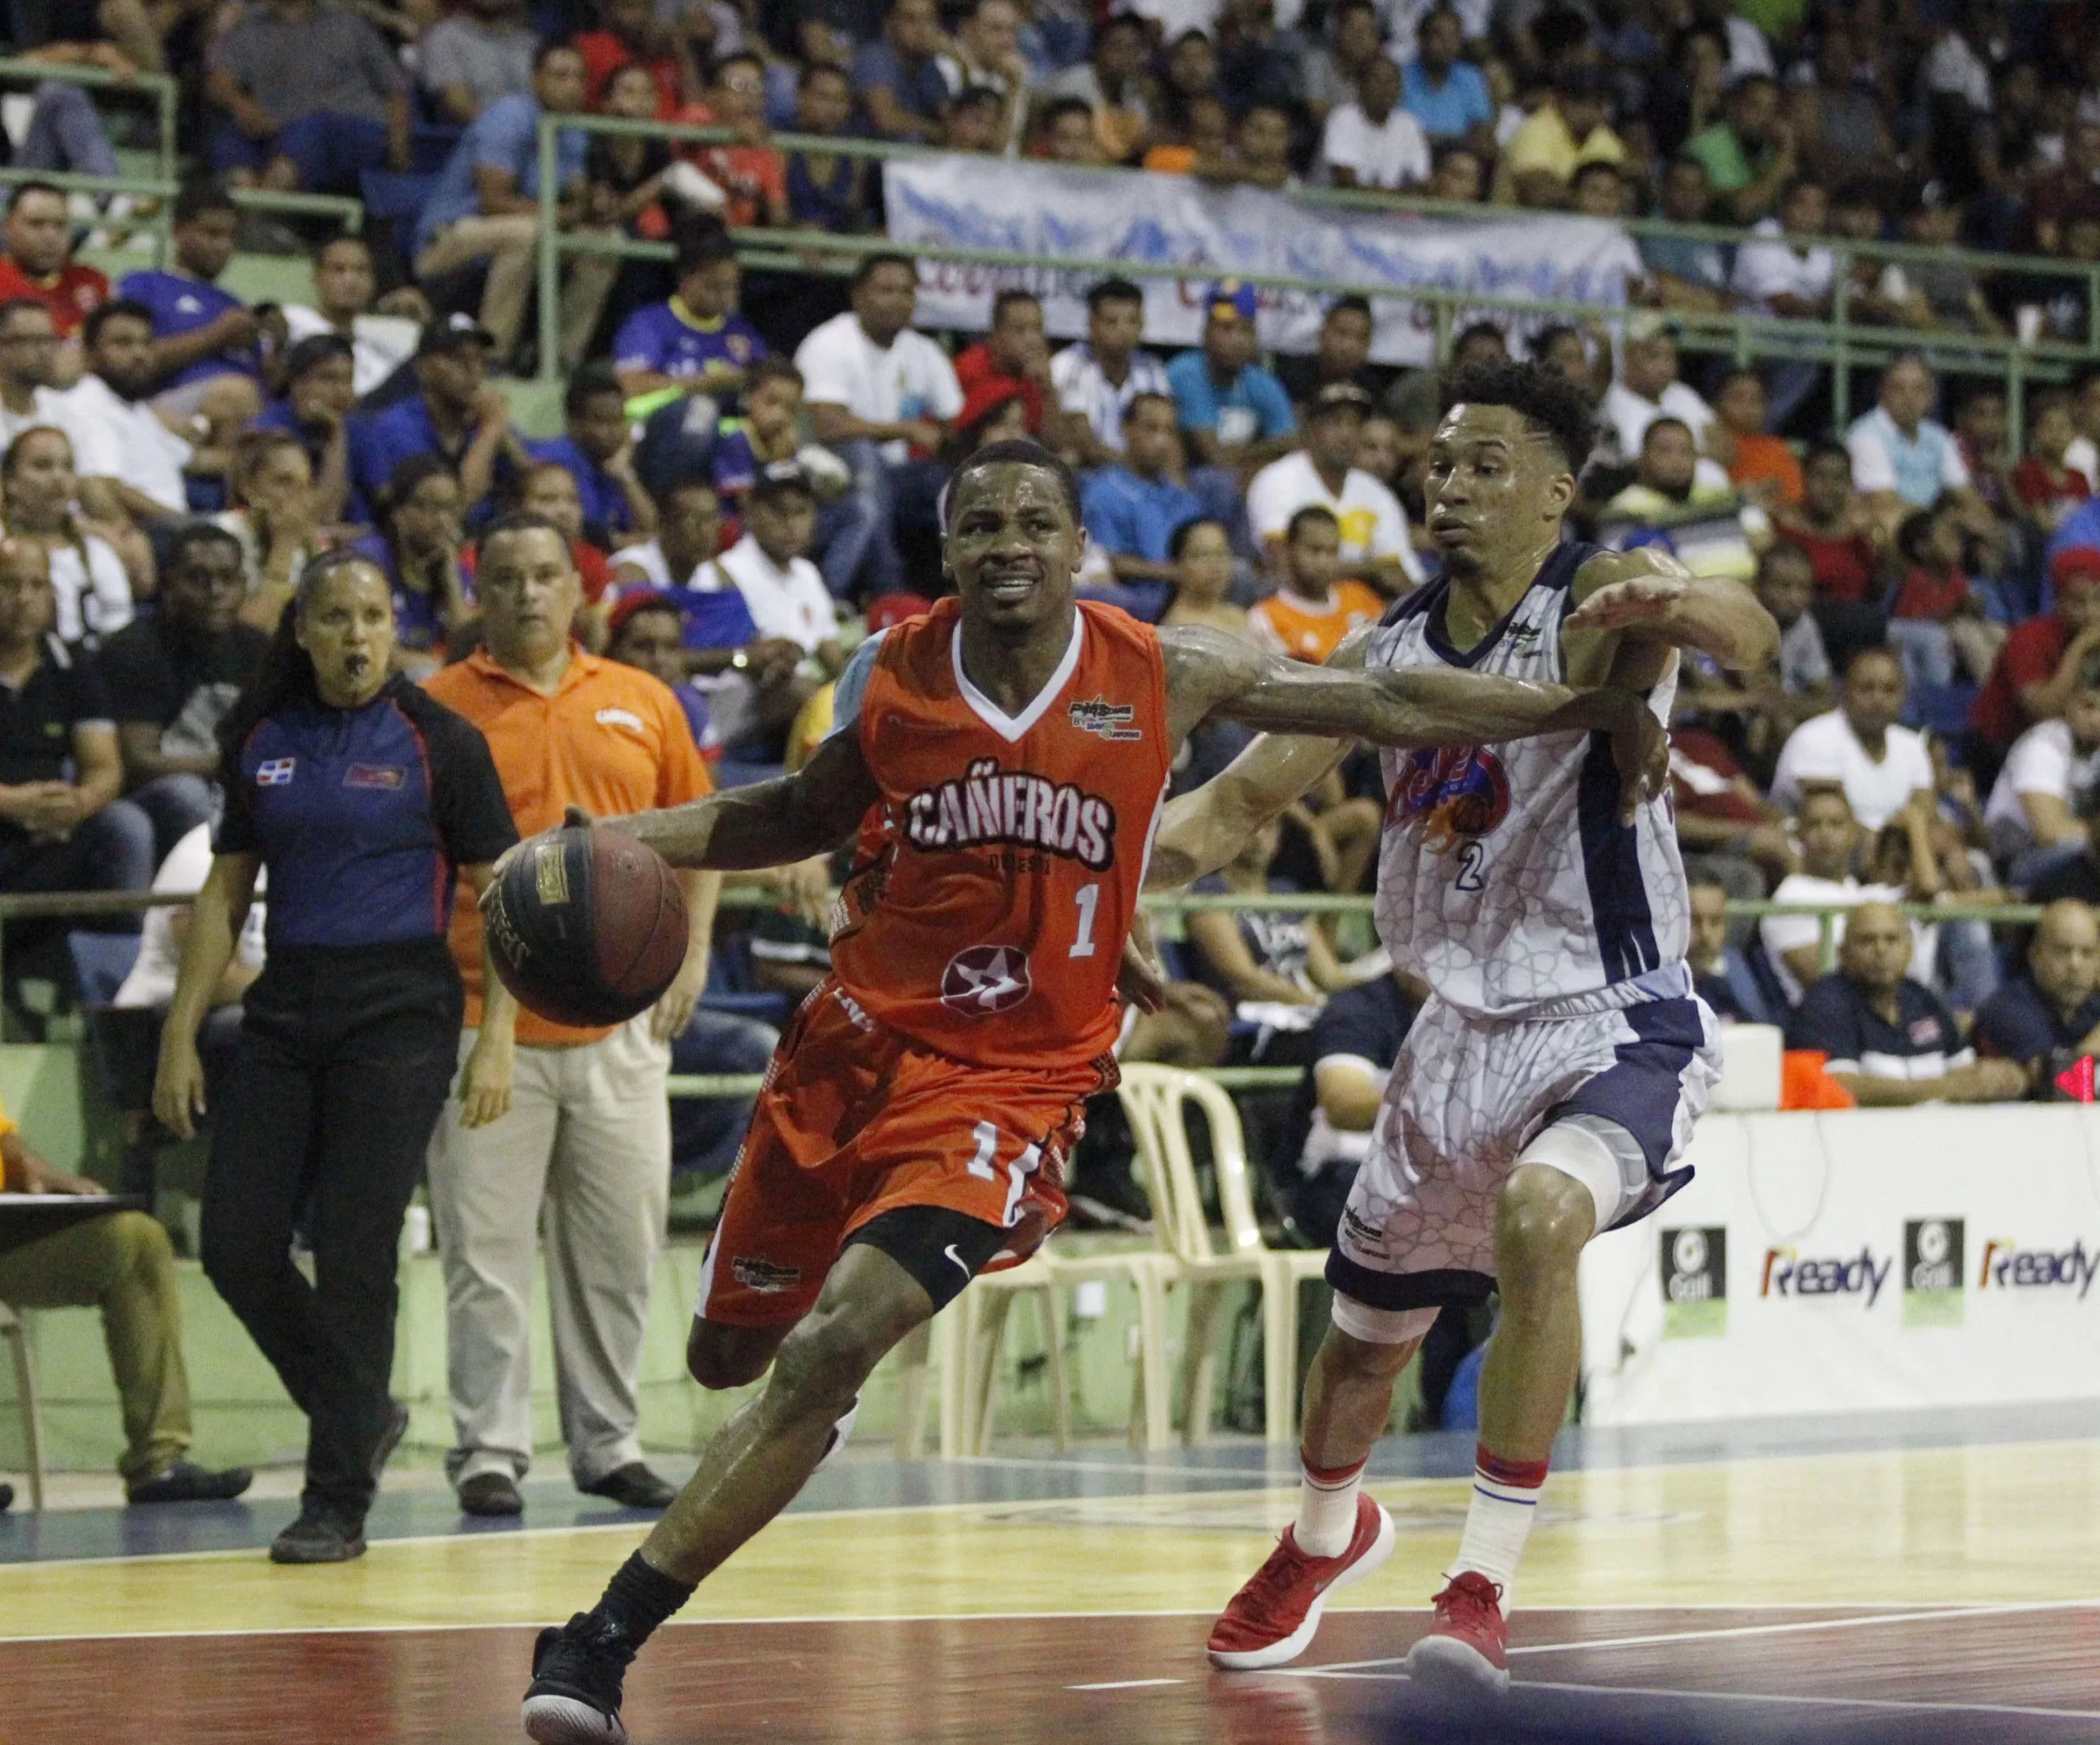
[881,158,1641,364]
[1579,1106,2100,1423]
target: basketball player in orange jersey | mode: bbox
[518,439,1664,1744]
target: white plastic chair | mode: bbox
[0,1303,45,1510]
[1117,1065,1328,1444]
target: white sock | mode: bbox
[1294,1454,1366,1558]
[812,1396,860,1475]
[1449,1447,1547,1603]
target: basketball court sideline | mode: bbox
[3,1405,2098,1743]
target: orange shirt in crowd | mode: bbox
[1247,581,1384,665]
[423,645,711,1045]
[571,30,682,114]
[1728,432,1805,508]
[672,102,786,228]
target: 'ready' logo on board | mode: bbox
[1760,1245,1890,1307]
[1977,1238,2099,1299]
[906,758,1116,870]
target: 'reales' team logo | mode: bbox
[1386,745,1512,850]
[906,757,1117,870]
[1068,697,1142,741]
[941,945,1032,1016]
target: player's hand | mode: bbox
[458,1027,514,1129]
[774,855,833,931]
[1607,692,1669,825]
[1117,911,1170,1015]
[649,952,706,1042]
[152,1034,208,1142]
[1565,555,1693,636]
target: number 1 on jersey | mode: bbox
[1070,881,1101,958]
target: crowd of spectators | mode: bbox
[6,0,2100,1368]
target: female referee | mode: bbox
[152,549,520,1565]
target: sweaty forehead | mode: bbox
[952,462,1075,522]
[1432,403,1539,450]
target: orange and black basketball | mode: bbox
[485,825,687,1028]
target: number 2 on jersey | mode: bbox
[1069,881,1101,957]
[1455,840,1487,892]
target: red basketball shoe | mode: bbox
[1207,1494,1395,1670]
[1404,1571,1510,1694]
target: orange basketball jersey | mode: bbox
[827,597,1172,1072]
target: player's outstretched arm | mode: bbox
[1148,729,1356,889]
[1565,548,1779,673]
[1159,623,1664,810]
[580,729,882,874]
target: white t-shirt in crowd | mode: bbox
[1984,718,2100,859]
[1245,451,1423,582]
[283,306,420,398]
[113,823,267,1010]
[710,535,838,656]
[2066,434,2098,492]
[53,371,192,515]
[1730,218,1837,316]
[1050,343,1171,454]
[1320,102,1431,190]
[611,539,699,592]
[1601,379,1716,461]
[1760,872,1935,1007]
[37,532,133,642]
[1769,710,1934,830]
[1845,404,1972,500]
[0,386,98,464]
[793,313,964,465]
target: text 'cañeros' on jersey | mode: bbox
[904,757,1117,870]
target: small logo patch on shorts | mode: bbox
[940,944,1032,1016]
[732,1257,801,1293]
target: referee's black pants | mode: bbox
[200,940,463,1520]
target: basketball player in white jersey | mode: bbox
[1150,361,1778,1692]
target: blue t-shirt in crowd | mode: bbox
[348,391,514,518]
[216,678,516,950]
[851,39,948,126]
[2049,496,2100,564]
[415,93,587,255]
[1785,974,1968,1075]
[1400,58,1493,139]
[611,299,767,385]
[1080,465,1203,564]
[1165,349,1296,449]
[117,268,260,391]
[527,433,634,541]
[1974,974,2100,1078]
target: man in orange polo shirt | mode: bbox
[423,513,717,1519]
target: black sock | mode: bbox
[590,1551,696,1651]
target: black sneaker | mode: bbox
[269,1505,366,1565]
[459,1471,526,1516]
[127,1460,254,1505]
[523,1611,636,1744]
[578,1464,676,1510]
[0,1481,12,1513]
[372,1400,411,1482]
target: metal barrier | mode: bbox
[533,111,2100,436]
[0,57,176,189]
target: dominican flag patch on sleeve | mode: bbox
[258,756,296,786]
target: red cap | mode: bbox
[605,588,679,639]
[2052,546,2100,592]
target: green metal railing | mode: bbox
[0,57,176,189]
[532,112,2100,435]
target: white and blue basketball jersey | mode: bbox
[1367,540,1691,1021]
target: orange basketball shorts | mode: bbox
[695,978,1103,1328]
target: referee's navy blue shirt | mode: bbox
[217,677,517,951]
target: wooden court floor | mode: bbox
[4,1415,2099,1743]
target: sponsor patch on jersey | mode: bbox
[257,756,296,786]
[1067,697,1142,741]
[940,944,1033,1016]
[596,706,646,733]
[732,1256,801,1293]
[342,763,404,789]
[1386,744,1512,850]
[906,758,1116,870]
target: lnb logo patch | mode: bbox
[1903,1217,1965,1327]
[1660,1226,1726,1339]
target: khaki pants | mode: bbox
[425,1019,670,1487]
[0,1208,190,1484]
[413,214,621,367]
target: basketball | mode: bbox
[484,826,688,1028]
